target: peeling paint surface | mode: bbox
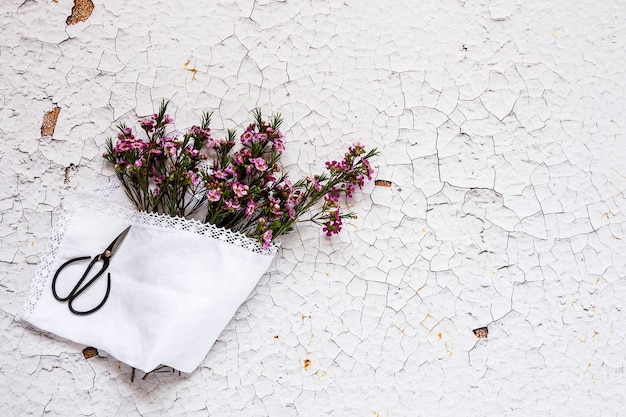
[1,0,626,415]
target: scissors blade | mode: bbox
[104,226,132,257]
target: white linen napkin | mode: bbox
[20,185,277,373]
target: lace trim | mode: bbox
[20,207,73,320]
[66,192,278,256]
[95,180,120,198]
[20,184,278,320]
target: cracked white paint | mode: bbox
[1,0,626,415]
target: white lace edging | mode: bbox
[66,191,279,255]
[95,180,120,198]
[20,183,279,320]
[20,207,74,321]
[71,184,279,255]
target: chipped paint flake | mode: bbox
[41,105,61,137]
[82,346,98,359]
[66,0,94,26]
[473,327,488,339]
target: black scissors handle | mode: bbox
[51,255,112,315]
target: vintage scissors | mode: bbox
[51,226,131,315]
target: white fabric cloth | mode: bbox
[20,185,277,373]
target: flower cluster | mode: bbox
[104,101,378,249]
[104,101,210,217]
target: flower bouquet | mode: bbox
[21,101,378,374]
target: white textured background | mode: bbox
[2,0,626,415]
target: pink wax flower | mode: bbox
[249,157,268,172]
[232,182,249,198]
[104,100,379,249]
[207,189,222,202]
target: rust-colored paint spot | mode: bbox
[273,335,279,339]
[41,105,60,137]
[66,0,94,25]
[303,359,311,370]
[473,327,488,339]
[375,179,392,187]
[438,332,443,340]
[301,314,311,321]
[183,59,198,80]
[82,346,98,359]
[392,324,405,334]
